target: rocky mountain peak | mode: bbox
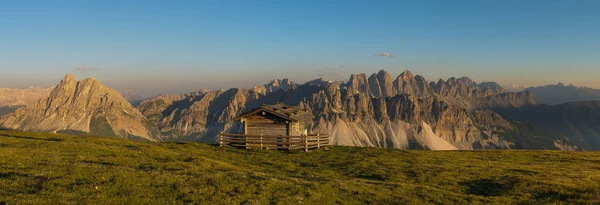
[281,78,292,85]
[377,69,390,78]
[62,74,76,84]
[305,78,330,87]
[376,70,394,97]
[399,70,414,80]
[0,74,160,141]
[479,82,506,93]
[56,74,78,89]
[458,77,475,87]
[349,73,368,81]
[346,73,369,94]
[269,79,280,86]
[262,78,296,94]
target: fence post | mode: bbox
[305,135,308,152]
[219,132,223,146]
[245,133,249,150]
[317,133,320,149]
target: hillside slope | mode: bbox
[0,130,599,204]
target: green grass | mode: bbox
[1,130,600,204]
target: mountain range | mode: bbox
[1,70,599,150]
[524,83,600,105]
[0,86,53,116]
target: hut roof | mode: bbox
[233,103,313,122]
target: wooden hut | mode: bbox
[219,103,329,151]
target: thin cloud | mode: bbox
[316,68,345,79]
[73,66,98,71]
[375,52,394,58]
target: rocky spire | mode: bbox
[346,73,370,95]
[376,70,394,97]
[368,73,382,98]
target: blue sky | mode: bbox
[1,0,599,97]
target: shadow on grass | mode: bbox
[461,176,521,197]
[0,172,47,194]
[81,160,118,167]
[0,172,28,179]
[123,144,141,150]
[0,134,63,142]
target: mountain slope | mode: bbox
[0,74,160,141]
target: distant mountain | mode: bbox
[120,89,148,107]
[478,82,505,93]
[304,78,333,87]
[493,101,600,150]
[252,78,297,95]
[525,83,600,105]
[137,70,577,150]
[0,74,160,141]
[0,86,53,116]
[0,106,19,117]
[0,86,53,107]
[502,84,530,92]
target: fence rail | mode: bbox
[219,132,330,151]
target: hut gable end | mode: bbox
[244,112,289,136]
[232,103,312,136]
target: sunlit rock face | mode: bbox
[0,74,160,141]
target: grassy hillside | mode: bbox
[1,130,599,204]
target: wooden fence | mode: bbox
[218,133,330,151]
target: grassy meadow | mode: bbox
[1,130,599,204]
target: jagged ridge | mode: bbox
[138,70,576,150]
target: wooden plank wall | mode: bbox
[245,113,289,135]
